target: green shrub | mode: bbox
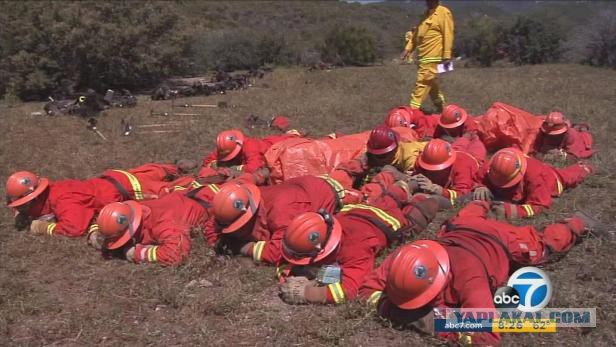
[456,15,506,67]
[0,1,191,100]
[504,16,564,65]
[580,11,616,68]
[321,26,378,66]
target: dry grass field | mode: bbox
[1,62,615,346]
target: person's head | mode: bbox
[216,129,245,162]
[416,139,456,173]
[212,181,261,234]
[488,148,528,188]
[281,210,342,265]
[97,201,144,250]
[426,0,439,10]
[438,104,468,137]
[541,112,570,136]
[386,240,450,309]
[367,124,400,166]
[5,171,50,213]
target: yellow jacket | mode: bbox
[391,141,427,172]
[404,4,454,64]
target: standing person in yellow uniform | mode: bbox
[401,0,454,113]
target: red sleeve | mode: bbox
[252,229,284,265]
[201,150,218,169]
[359,250,394,302]
[516,170,553,217]
[241,138,266,173]
[50,197,97,237]
[134,222,190,266]
[325,246,376,303]
[454,201,490,219]
[442,160,476,201]
[463,118,479,134]
[563,128,594,159]
[335,157,369,177]
[202,218,219,246]
[472,163,489,189]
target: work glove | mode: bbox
[125,246,136,262]
[414,174,443,195]
[279,276,311,305]
[473,186,493,201]
[87,231,105,251]
[217,167,241,179]
[491,202,518,220]
[30,220,52,235]
[252,167,270,185]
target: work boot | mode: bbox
[176,159,198,174]
[573,210,615,239]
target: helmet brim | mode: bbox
[219,143,243,162]
[541,123,569,135]
[388,240,450,310]
[221,183,261,234]
[367,142,398,155]
[282,216,343,266]
[106,201,143,250]
[7,177,50,208]
[417,151,457,171]
[439,113,467,129]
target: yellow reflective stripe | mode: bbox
[447,189,458,206]
[556,178,563,195]
[87,223,99,236]
[191,181,203,188]
[410,101,422,108]
[47,222,57,235]
[522,204,534,217]
[208,184,220,193]
[340,204,402,231]
[252,241,266,262]
[367,291,382,306]
[236,165,244,171]
[147,246,158,262]
[276,264,290,279]
[318,175,346,201]
[112,170,144,200]
[419,57,443,63]
[328,282,346,304]
[174,185,187,191]
[286,129,301,136]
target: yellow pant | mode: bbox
[409,63,445,109]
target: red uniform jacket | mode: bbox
[26,177,125,237]
[100,163,194,200]
[415,151,480,205]
[532,127,594,159]
[433,118,478,139]
[360,205,511,346]
[130,186,217,266]
[203,176,340,263]
[279,195,413,304]
[413,114,441,139]
[474,156,563,218]
[200,133,298,175]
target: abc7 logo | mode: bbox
[493,267,552,312]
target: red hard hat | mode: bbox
[5,171,50,208]
[488,148,528,188]
[541,112,569,135]
[282,210,342,265]
[385,107,413,128]
[97,201,143,250]
[212,181,261,233]
[439,104,468,129]
[216,129,245,161]
[386,240,450,309]
[417,139,457,171]
[367,124,399,155]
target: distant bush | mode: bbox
[503,17,564,65]
[0,1,192,100]
[320,26,378,66]
[455,15,506,67]
[194,29,294,71]
[580,11,616,68]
